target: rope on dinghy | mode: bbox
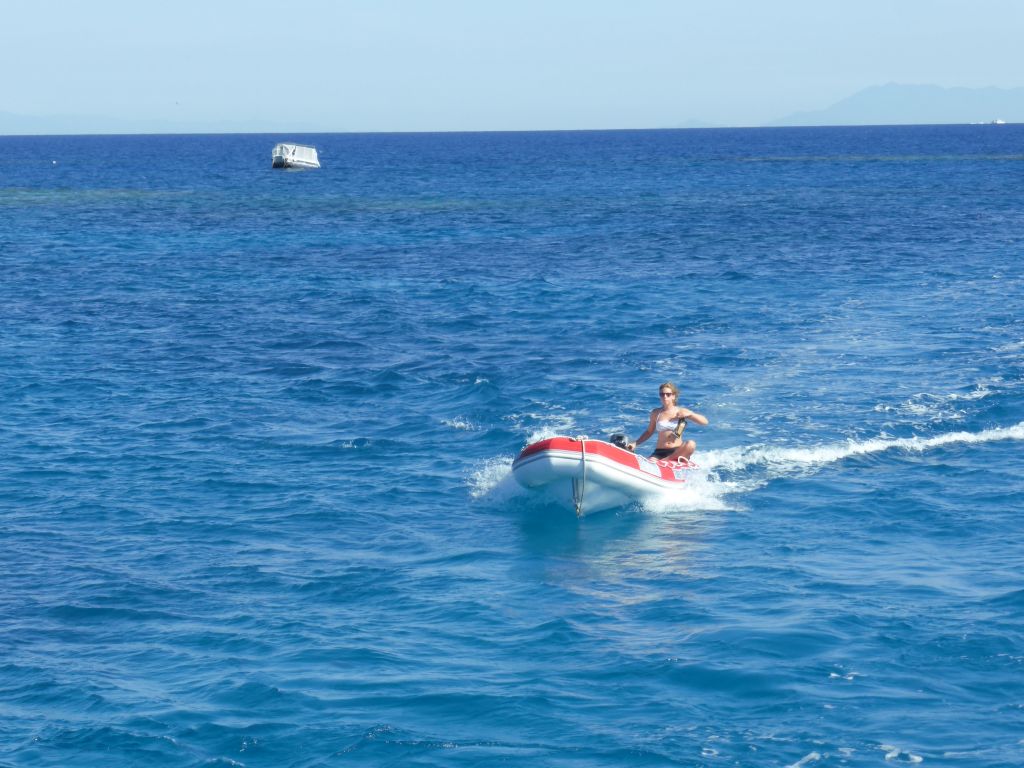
[571,435,588,517]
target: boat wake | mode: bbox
[469,456,522,501]
[700,420,1024,477]
[473,421,1024,514]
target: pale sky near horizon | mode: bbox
[3,0,1022,132]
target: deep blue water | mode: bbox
[2,125,1023,767]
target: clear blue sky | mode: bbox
[2,0,1022,132]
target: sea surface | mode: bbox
[1,125,1023,767]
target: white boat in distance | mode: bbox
[271,143,320,169]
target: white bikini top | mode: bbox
[657,415,682,433]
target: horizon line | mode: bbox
[1,121,1018,139]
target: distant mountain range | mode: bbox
[770,83,1024,126]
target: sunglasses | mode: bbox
[659,391,675,397]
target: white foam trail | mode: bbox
[946,386,997,402]
[881,745,923,763]
[787,753,821,768]
[520,413,579,446]
[701,421,1024,476]
[442,417,478,431]
[639,470,739,513]
[469,455,519,499]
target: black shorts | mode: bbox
[650,448,676,460]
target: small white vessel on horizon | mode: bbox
[271,142,320,169]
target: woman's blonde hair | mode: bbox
[659,381,679,398]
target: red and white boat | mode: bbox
[511,436,695,516]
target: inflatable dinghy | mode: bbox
[511,436,694,516]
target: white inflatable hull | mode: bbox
[511,437,693,516]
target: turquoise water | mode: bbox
[1,126,1023,767]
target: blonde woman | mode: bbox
[628,382,708,461]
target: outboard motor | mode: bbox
[609,433,632,451]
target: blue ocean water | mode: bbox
[1,125,1023,767]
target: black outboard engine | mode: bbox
[609,433,632,451]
